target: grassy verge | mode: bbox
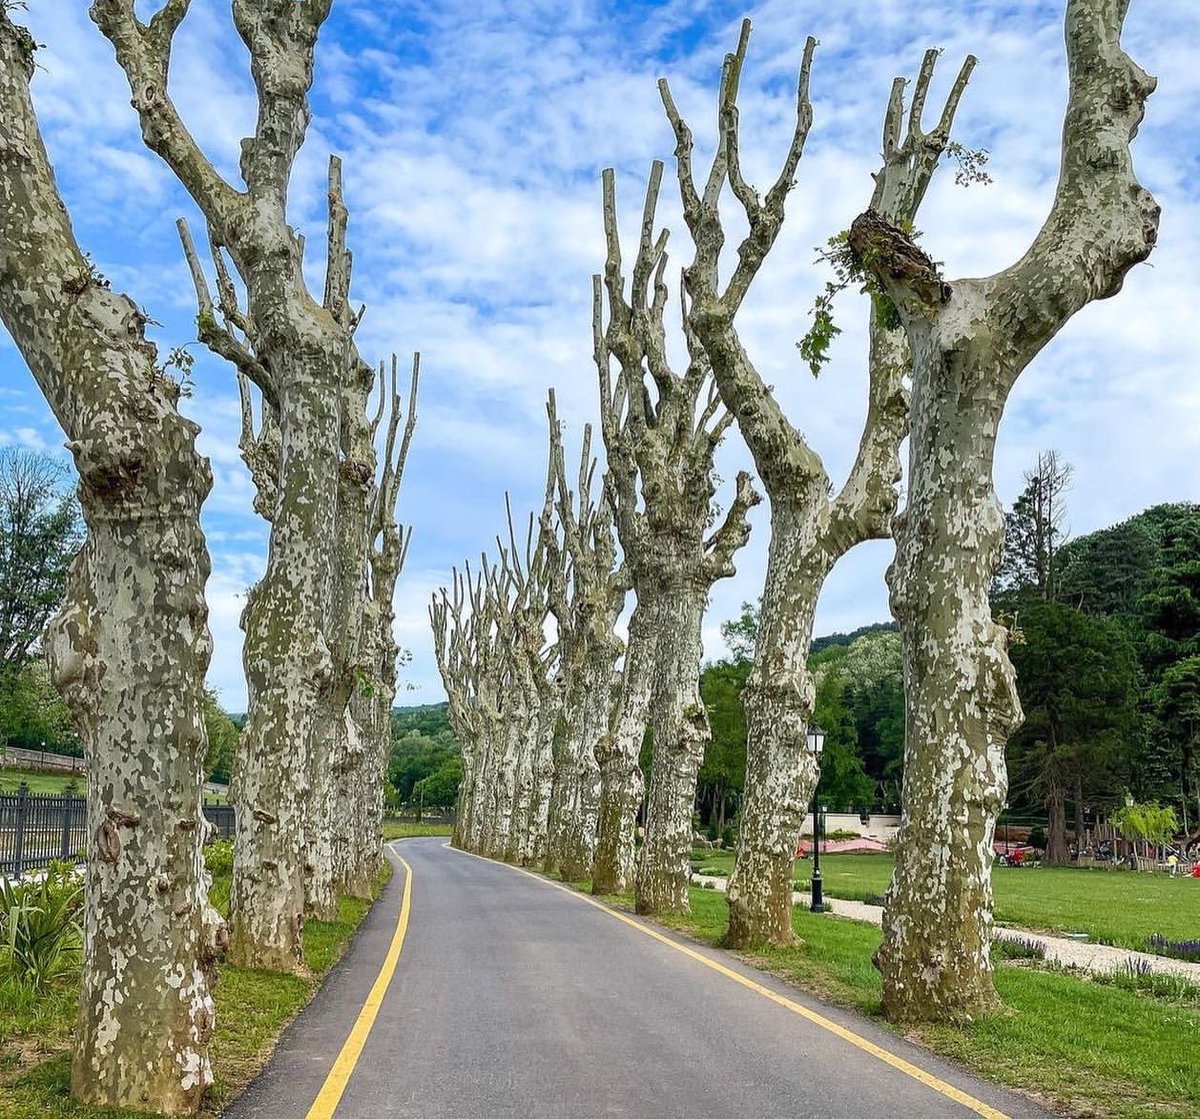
[0,853,390,1119]
[691,850,1200,952]
[382,821,453,840]
[0,768,85,795]
[656,887,1200,1119]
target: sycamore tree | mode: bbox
[0,13,221,1111]
[853,0,1160,1022]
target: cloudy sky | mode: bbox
[1,0,1196,710]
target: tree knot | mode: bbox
[848,210,949,315]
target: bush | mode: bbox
[0,863,82,991]
[1145,934,1200,963]
[720,826,736,850]
[993,935,1046,961]
[204,839,234,879]
[1027,826,1047,852]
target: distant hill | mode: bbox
[392,702,452,740]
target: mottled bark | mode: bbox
[0,15,221,1112]
[635,583,708,914]
[592,594,656,894]
[856,0,1159,1022]
[661,25,970,946]
[589,166,760,911]
[95,1,384,970]
[541,393,625,882]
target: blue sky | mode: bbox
[1,0,1197,709]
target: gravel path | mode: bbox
[691,874,1200,982]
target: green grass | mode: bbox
[382,821,453,839]
[0,769,85,795]
[662,887,1200,1119]
[0,861,391,1118]
[692,849,1200,951]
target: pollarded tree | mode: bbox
[541,391,627,881]
[345,356,418,894]
[659,22,976,946]
[94,0,379,969]
[591,165,760,912]
[851,0,1159,1022]
[0,14,221,1112]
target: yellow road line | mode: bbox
[446,843,1010,1119]
[304,847,413,1119]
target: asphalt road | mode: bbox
[226,837,1055,1119]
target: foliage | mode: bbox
[1111,800,1178,848]
[796,229,902,376]
[718,601,758,664]
[203,690,240,785]
[1145,934,1200,963]
[0,864,82,992]
[0,450,81,681]
[0,659,77,756]
[1006,599,1139,857]
[697,657,750,830]
[412,755,462,809]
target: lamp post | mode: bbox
[808,724,826,913]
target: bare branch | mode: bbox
[91,0,243,230]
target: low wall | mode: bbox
[805,811,901,841]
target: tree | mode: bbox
[94,0,415,967]
[541,392,626,881]
[0,449,81,682]
[698,658,751,835]
[203,690,240,785]
[590,164,760,914]
[1111,799,1178,858]
[853,0,1159,1022]
[0,13,220,1111]
[1007,601,1139,862]
[1153,657,1200,831]
[659,22,974,946]
[995,451,1074,601]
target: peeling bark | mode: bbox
[591,167,760,911]
[94,1,396,970]
[854,0,1159,1023]
[660,24,971,946]
[0,15,221,1112]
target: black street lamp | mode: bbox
[808,724,826,913]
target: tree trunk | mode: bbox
[593,597,656,894]
[229,361,339,972]
[875,340,1019,1023]
[0,17,222,1111]
[726,504,826,946]
[636,583,709,916]
[1046,787,1070,865]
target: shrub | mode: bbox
[720,827,736,850]
[863,892,887,908]
[1145,934,1200,963]
[204,839,234,879]
[992,935,1046,961]
[0,863,83,991]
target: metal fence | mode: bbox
[0,787,234,878]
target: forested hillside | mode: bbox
[697,490,1200,848]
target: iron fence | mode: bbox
[0,786,234,878]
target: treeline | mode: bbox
[996,458,1199,856]
[698,482,1200,857]
[388,703,463,808]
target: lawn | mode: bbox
[691,849,1200,952]
[0,848,389,1119]
[661,887,1200,1119]
[382,820,454,840]
[0,768,85,795]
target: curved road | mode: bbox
[226,838,1053,1119]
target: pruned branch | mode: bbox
[703,470,761,581]
[90,0,243,231]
